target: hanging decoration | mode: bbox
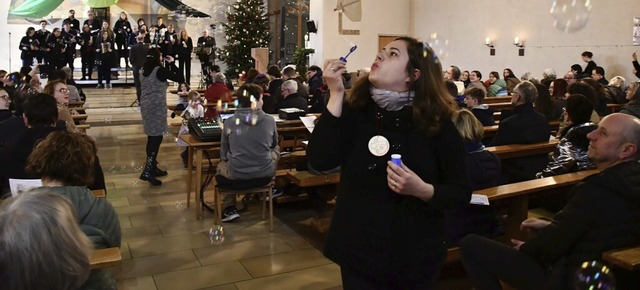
[9,0,64,18]
[82,0,119,8]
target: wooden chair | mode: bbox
[214,181,275,231]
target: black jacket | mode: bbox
[537,123,597,178]
[275,92,308,112]
[620,102,640,119]
[521,161,640,289]
[471,105,495,126]
[491,103,551,182]
[307,103,471,281]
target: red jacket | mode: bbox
[204,83,230,118]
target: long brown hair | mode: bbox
[347,36,457,136]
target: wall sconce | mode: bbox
[514,36,525,56]
[485,37,495,56]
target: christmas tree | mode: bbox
[219,0,271,77]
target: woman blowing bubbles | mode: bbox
[307,36,472,289]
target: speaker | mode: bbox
[306,20,317,33]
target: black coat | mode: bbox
[491,103,550,182]
[520,161,640,289]
[471,106,495,126]
[307,103,471,282]
[275,93,308,112]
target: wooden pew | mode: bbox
[90,247,122,269]
[67,101,85,108]
[603,247,640,272]
[607,103,624,114]
[76,124,91,133]
[486,139,559,159]
[483,96,512,104]
[169,89,207,95]
[72,114,88,124]
[487,102,513,111]
[484,120,560,139]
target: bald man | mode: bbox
[460,113,640,289]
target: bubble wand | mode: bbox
[338,34,357,62]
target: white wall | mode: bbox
[411,0,640,82]
[309,0,410,73]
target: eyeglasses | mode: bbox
[56,88,69,93]
[564,76,574,80]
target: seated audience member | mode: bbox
[580,78,609,116]
[571,64,584,79]
[171,82,190,118]
[204,72,231,118]
[534,83,562,121]
[43,80,77,133]
[520,72,539,84]
[461,70,471,88]
[216,84,279,222]
[0,89,10,122]
[486,71,508,97]
[563,71,577,85]
[537,94,597,178]
[565,82,601,129]
[445,80,463,107]
[177,91,205,167]
[491,81,550,182]
[306,65,324,96]
[266,64,283,98]
[26,131,120,290]
[592,66,608,86]
[461,113,640,290]
[276,79,308,112]
[621,80,640,118]
[253,74,276,114]
[445,65,465,96]
[0,93,105,194]
[445,109,502,246]
[503,68,520,94]
[540,68,556,87]
[0,190,93,290]
[632,52,640,79]
[463,87,495,126]
[549,79,568,103]
[60,67,84,102]
[466,70,487,95]
[244,68,259,84]
[604,76,628,104]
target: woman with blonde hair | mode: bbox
[0,190,93,290]
[308,37,471,288]
[176,28,193,84]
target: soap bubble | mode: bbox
[175,201,184,209]
[574,260,615,290]
[209,225,225,245]
[103,115,112,123]
[550,0,591,33]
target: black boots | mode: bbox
[140,156,162,186]
[155,161,168,177]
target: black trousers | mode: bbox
[132,67,141,101]
[97,63,111,85]
[460,234,551,290]
[179,57,190,84]
[81,52,95,79]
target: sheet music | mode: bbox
[299,115,317,133]
[9,179,42,197]
[470,194,490,206]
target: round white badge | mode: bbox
[368,135,390,156]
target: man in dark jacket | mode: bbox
[491,81,550,181]
[275,80,308,112]
[460,113,640,290]
[129,35,148,101]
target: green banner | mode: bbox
[9,0,64,18]
[83,0,119,8]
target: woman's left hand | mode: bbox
[387,161,434,202]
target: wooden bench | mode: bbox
[603,247,640,272]
[487,102,513,111]
[607,103,624,114]
[90,247,122,269]
[76,124,90,132]
[484,120,560,139]
[72,114,88,124]
[169,89,207,95]
[483,96,512,104]
[486,139,558,159]
[67,101,85,108]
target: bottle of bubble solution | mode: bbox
[391,154,402,166]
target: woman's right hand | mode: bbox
[323,59,347,117]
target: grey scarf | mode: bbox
[370,86,414,111]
